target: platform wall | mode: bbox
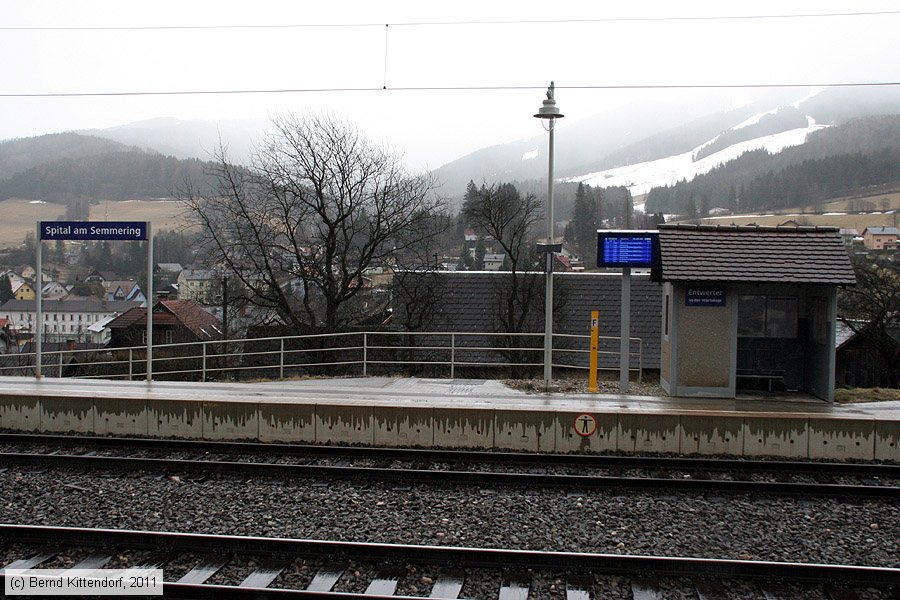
[1,395,897,461]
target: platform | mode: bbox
[0,376,897,461]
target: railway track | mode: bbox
[1,433,898,499]
[1,524,898,599]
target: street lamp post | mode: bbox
[534,82,564,393]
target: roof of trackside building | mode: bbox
[654,224,856,285]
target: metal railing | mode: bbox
[0,331,643,382]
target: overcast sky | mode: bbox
[2,0,899,169]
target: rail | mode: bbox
[0,330,643,382]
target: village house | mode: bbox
[177,269,220,303]
[482,253,506,271]
[105,280,146,304]
[106,299,223,347]
[13,282,36,300]
[41,281,69,299]
[861,226,900,250]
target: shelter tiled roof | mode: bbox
[655,224,856,285]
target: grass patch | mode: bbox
[834,387,900,403]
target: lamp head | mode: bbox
[534,81,564,131]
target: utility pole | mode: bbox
[221,275,228,341]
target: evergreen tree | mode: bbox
[698,194,709,218]
[0,275,13,304]
[623,190,634,229]
[565,182,599,267]
[474,237,486,270]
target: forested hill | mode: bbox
[644,115,900,215]
[0,149,219,201]
[0,132,131,179]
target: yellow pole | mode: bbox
[589,310,599,393]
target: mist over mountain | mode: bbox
[81,117,272,165]
[1,86,899,214]
[0,148,220,202]
[0,132,133,180]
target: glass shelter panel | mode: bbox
[737,295,766,337]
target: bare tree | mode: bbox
[838,256,900,388]
[461,183,557,377]
[463,183,545,335]
[183,114,445,334]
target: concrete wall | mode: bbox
[802,286,838,402]
[2,395,897,461]
[660,284,672,387]
[675,285,732,390]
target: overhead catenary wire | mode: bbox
[2,81,900,98]
[2,10,899,30]
[3,9,898,99]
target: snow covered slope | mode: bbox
[569,111,827,196]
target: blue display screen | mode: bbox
[597,232,659,268]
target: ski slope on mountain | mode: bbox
[569,113,828,196]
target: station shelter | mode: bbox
[652,225,856,402]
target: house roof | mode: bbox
[107,280,138,293]
[836,320,900,351]
[0,298,141,313]
[655,224,856,285]
[179,269,218,281]
[156,262,183,273]
[107,300,222,340]
[863,227,900,236]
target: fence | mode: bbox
[0,331,643,382]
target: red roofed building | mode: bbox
[107,299,223,348]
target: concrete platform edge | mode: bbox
[1,393,897,461]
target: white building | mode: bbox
[0,298,142,344]
[177,269,220,303]
[483,253,506,271]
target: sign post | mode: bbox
[36,221,150,381]
[34,223,42,379]
[597,230,660,394]
[620,267,631,393]
[588,310,599,393]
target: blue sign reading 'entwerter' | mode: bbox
[686,286,726,307]
[40,221,147,241]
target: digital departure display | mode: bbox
[597,231,659,268]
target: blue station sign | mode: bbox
[40,221,148,241]
[685,286,726,307]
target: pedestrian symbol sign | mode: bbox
[574,413,597,437]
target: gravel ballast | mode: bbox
[1,468,897,569]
